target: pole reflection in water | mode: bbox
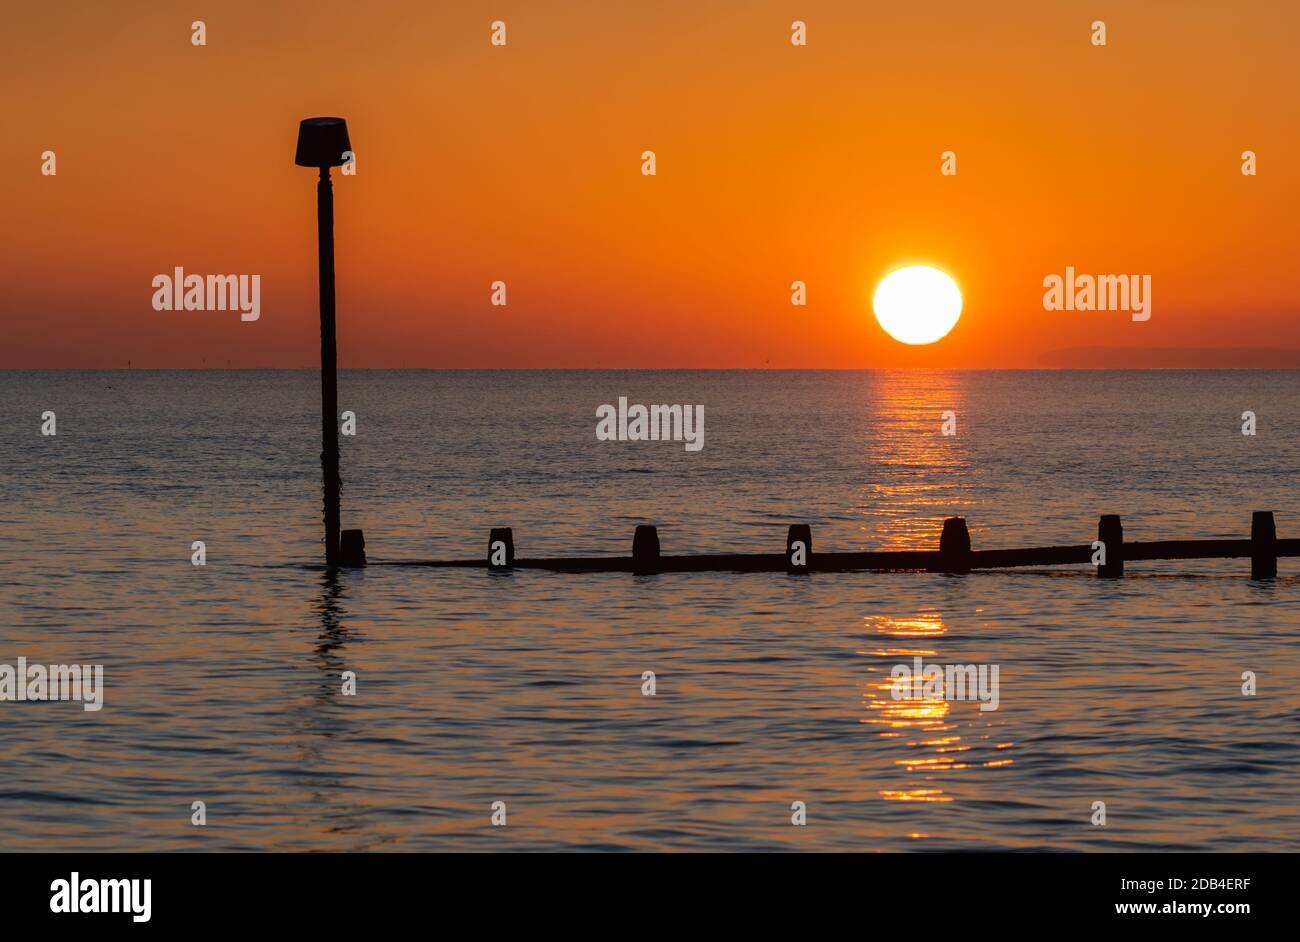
[288,570,370,843]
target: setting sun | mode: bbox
[873,266,963,346]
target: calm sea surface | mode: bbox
[1,370,1297,851]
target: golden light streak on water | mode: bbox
[880,789,953,803]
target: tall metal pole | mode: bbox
[317,166,340,567]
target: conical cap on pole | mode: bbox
[295,117,351,168]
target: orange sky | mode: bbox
[4,0,1297,368]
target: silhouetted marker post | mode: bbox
[489,528,515,570]
[786,524,811,573]
[296,117,363,567]
[1097,514,1123,578]
[1251,510,1277,579]
[936,517,971,573]
[633,525,660,574]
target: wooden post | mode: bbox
[786,524,811,573]
[1251,511,1277,579]
[317,166,342,568]
[488,527,515,570]
[632,525,660,573]
[937,517,971,573]
[1098,514,1123,578]
[297,118,353,568]
[339,528,366,566]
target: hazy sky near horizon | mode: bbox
[4,1,1297,368]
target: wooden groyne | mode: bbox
[373,512,1296,579]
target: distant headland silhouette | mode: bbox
[1040,346,1300,368]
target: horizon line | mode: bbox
[5,366,1300,372]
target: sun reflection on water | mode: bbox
[861,612,1013,804]
[861,371,974,550]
